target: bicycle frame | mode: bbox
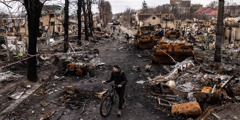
[106,84,117,100]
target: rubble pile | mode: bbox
[60,48,104,76]
[0,36,27,61]
[0,71,23,83]
[152,43,194,64]
[135,25,162,49]
[222,43,240,60]
[147,57,240,118]
[60,86,95,110]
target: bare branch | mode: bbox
[0,0,12,8]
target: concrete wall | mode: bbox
[142,15,161,26]
[40,12,64,35]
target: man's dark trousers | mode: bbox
[115,87,125,109]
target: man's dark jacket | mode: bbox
[106,70,127,87]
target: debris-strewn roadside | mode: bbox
[1,21,240,120]
[147,45,240,119]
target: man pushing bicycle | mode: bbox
[102,65,128,116]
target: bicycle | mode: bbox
[100,83,118,117]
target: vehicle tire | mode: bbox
[67,63,75,71]
[100,95,113,117]
[75,68,83,76]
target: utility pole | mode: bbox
[214,0,224,62]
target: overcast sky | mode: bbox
[0,0,240,14]
[93,0,240,14]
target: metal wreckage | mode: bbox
[134,22,240,119]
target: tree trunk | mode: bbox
[24,0,43,82]
[82,1,88,40]
[214,0,224,62]
[77,0,82,45]
[99,0,103,27]
[64,0,69,52]
[87,0,93,36]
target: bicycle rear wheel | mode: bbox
[100,95,113,117]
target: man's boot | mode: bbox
[117,109,121,117]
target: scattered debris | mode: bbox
[54,75,60,80]
[136,25,162,49]
[0,71,23,83]
[148,53,240,119]
[40,102,49,107]
[61,86,94,111]
[96,90,106,99]
[26,85,31,89]
[132,65,141,72]
[9,92,24,100]
[171,102,202,116]
[153,43,194,64]
[136,80,145,84]
[145,64,152,71]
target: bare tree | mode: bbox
[155,4,171,14]
[87,0,93,36]
[64,0,69,52]
[122,8,135,27]
[98,0,112,27]
[103,1,112,27]
[0,0,12,8]
[23,0,49,82]
[214,0,224,62]
[141,0,148,13]
[98,0,104,27]
[225,3,240,17]
[82,0,88,40]
[77,0,82,45]
[207,1,219,10]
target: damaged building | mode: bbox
[1,14,28,37]
[136,11,175,28]
[40,5,64,37]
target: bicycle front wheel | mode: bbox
[100,95,113,117]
